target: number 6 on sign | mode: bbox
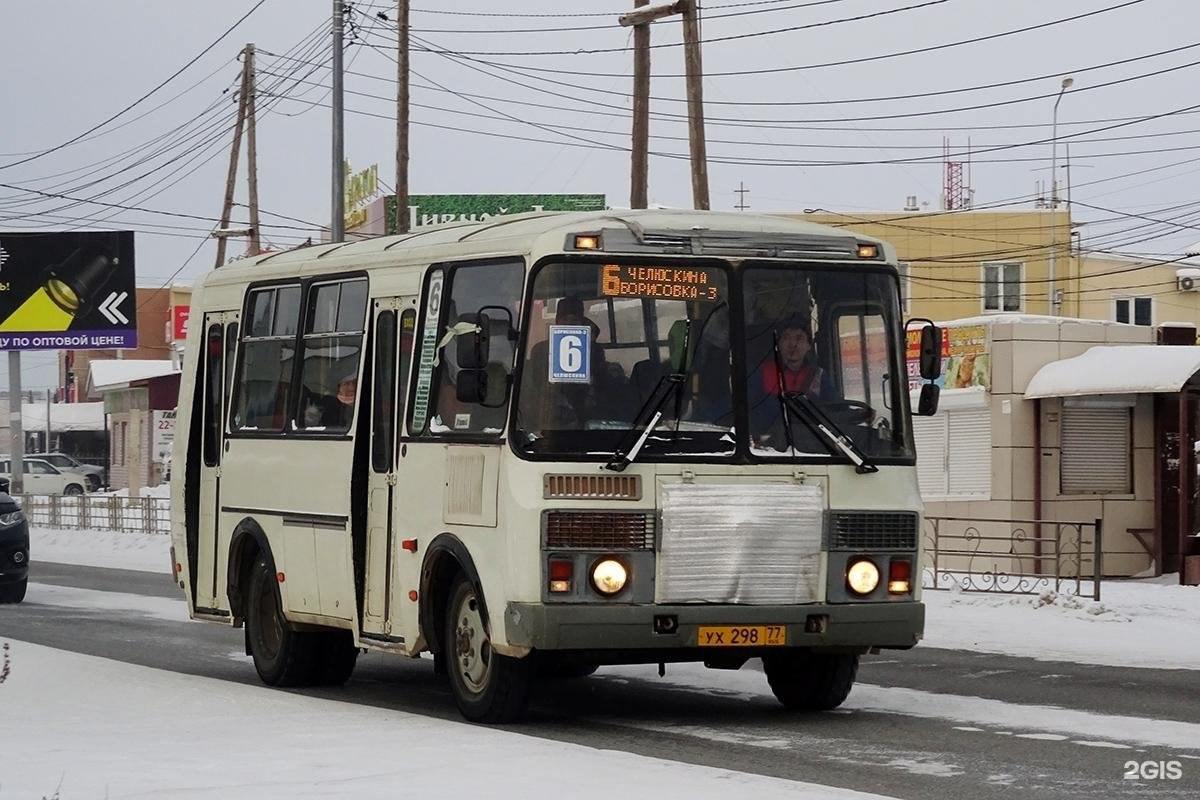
[549,324,591,383]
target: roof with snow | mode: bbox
[87,360,180,394]
[1025,346,1200,399]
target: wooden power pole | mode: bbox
[619,0,710,211]
[630,0,650,209]
[395,0,411,233]
[213,43,261,267]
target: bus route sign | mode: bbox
[600,264,721,303]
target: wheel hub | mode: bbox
[453,590,491,695]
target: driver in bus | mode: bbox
[749,316,825,446]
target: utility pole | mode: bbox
[331,1,346,243]
[680,0,710,210]
[630,0,650,209]
[214,44,251,268]
[245,43,261,256]
[395,0,411,233]
[734,182,750,211]
[7,352,24,494]
[620,0,710,211]
[1047,76,1073,315]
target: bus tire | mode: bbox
[0,578,26,604]
[246,555,317,687]
[763,651,858,711]
[314,630,358,687]
[444,573,532,723]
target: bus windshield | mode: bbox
[512,260,912,462]
[742,265,912,461]
[514,261,735,457]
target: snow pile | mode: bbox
[923,576,1200,669]
[29,527,170,574]
[0,639,893,800]
[91,483,170,498]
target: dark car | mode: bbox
[0,492,28,604]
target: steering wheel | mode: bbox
[820,399,874,426]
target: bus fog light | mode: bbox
[846,559,880,596]
[591,558,628,596]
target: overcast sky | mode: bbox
[2,0,1198,387]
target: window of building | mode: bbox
[1114,296,1153,327]
[982,262,1022,312]
[422,260,524,436]
[295,278,368,433]
[232,284,301,432]
[1061,401,1132,494]
[912,406,991,498]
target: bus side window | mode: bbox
[371,310,397,472]
[231,284,301,432]
[295,278,368,433]
[429,260,524,436]
[203,324,223,465]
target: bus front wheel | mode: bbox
[247,556,318,687]
[444,573,532,723]
[763,651,859,711]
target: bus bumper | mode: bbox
[503,601,924,652]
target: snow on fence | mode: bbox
[922,515,1102,599]
[15,493,170,536]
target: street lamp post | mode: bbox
[1048,77,1073,315]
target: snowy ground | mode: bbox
[24,525,1200,670]
[0,639,895,800]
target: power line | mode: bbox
[0,0,267,171]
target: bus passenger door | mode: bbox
[362,297,417,639]
[195,313,238,611]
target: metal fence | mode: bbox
[922,516,1103,600]
[14,494,170,536]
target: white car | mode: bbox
[0,458,90,495]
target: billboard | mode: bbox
[0,231,137,351]
[906,324,989,391]
[384,193,606,234]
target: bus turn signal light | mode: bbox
[549,559,573,593]
[888,559,912,595]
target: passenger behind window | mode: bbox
[300,371,358,432]
[525,296,616,429]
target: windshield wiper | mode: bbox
[604,322,692,472]
[771,329,878,475]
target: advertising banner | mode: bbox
[171,305,190,342]
[0,231,137,351]
[385,194,606,234]
[907,324,989,391]
[152,409,176,464]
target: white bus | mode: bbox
[170,210,941,722]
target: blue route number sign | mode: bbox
[548,325,591,383]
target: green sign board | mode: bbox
[384,193,606,234]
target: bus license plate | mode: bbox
[697,625,787,647]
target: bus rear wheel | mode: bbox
[763,651,859,711]
[0,578,26,604]
[247,556,317,687]
[444,574,532,723]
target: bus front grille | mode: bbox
[826,511,918,551]
[544,511,656,551]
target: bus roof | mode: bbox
[202,209,895,290]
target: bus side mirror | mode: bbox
[916,383,940,416]
[455,363,511,408]
[917,322,942,380]
[456,312,491,370]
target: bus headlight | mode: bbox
[591,558,628,596]
[846,558,880,596]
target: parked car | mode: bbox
[0,491,27,604]
[0,458,89,495]
[29,452,104,491]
